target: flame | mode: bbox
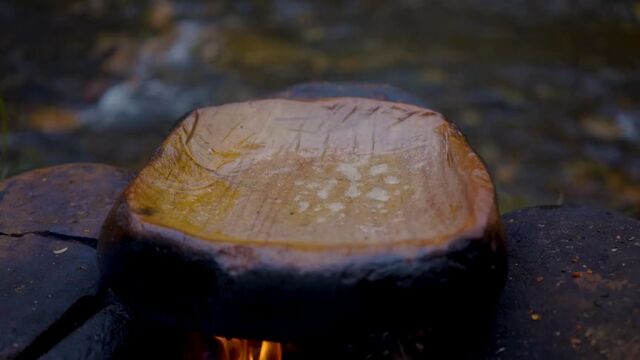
[213,337,282,360]
[183,333,282,360]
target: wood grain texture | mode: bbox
[99,97,506,340]
[128,98,497,254]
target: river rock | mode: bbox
[489,205,640,359]
[0,164,132,359]
[0,163,133,240]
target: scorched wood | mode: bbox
[98,97,507,342]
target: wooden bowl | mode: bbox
[98,97,506,341]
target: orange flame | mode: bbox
[213,337,282,360]
[183,333,282,360]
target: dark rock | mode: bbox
[0,164,133,359]
[490,205,640,359]
[0,163,133,241]
[109,319,191,359]
[42,303,130,360]
[0,234,101,359]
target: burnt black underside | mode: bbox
[98,212,507,344]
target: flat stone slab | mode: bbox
[489,205,640,359]
[0,163,133,240]
[42,303,130,360]
[0,164,132,359]
[0,233,101,359]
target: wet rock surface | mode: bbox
[489,206,640,359]
[0,164,132,359]
[0,163,133,240]
[41,303,130,360]
[0,233,101,359]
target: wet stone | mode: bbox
[42,303,130,360]
[0,164,133,359]
[489,205,640,359]
[0,163,133,240]
[0,233,100,359]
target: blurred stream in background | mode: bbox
[1,0,639,216]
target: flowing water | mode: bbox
[1,0,639,216]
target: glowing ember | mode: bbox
[213,337,282,360]
[183,333,282,360]
[182,332,282,360]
